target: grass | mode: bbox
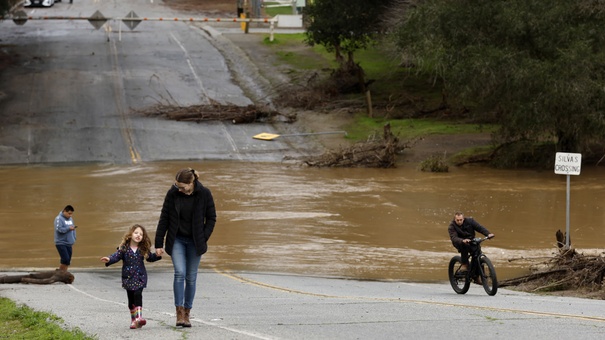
[345,115,497,141]
[264,2,298,17]
[0,297,95,340]
[263,33,337,70]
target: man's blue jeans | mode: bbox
[171,236,202,309]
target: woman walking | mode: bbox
[155,168,217,327]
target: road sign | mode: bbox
[554,152,581,175]
[123,11,141,30]
[88,10,108,30]
[12,10,27,26]
[554,152,582,248]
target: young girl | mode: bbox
[101,224,161,329]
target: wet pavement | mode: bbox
[1,269,605,339]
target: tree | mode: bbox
[388,0,605,154]
[304,0,393,116]
[304,0,392,74]
[1,0,13,17]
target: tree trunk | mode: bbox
[333,45,344,67]
[556,130,578,152]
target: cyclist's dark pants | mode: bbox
[455,244,477,265]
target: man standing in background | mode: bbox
[54,205,77,272]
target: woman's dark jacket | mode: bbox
[155,180,217,256]
[448,217,490,250]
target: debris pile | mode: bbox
[300,123,401,168]
[138,104,295,124]
[499,230,605,297]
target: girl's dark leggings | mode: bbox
[127,288,144,309]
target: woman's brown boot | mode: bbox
[182,308,192,327]
[175,306,185,327]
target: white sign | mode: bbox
[554,152,582,175]
[275,14,303,28]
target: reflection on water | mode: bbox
[1,161,603,282]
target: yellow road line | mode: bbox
[108,35,141,164]
[216,269,605,323]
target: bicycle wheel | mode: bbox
[479,256,498,296]
[448,256,470,294]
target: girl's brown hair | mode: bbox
[119,224,152,258]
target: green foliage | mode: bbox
[389,0,605,154]
[490,141,556,169]
[1,0,12,17]
[419,154,449,172]
[304,0,393,69]
[0,297,95,339]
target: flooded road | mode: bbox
[1,161,603,282]
[5,1,602,284]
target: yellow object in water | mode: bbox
[253,133,280,140]
[253,131,347,141]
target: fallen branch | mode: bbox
[498,269,568,287]
[532,277,574,292]
[135,104,295,124]
[0,270,74,284]
[300,123,401,168]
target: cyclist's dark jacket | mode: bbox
[448,217,490,249]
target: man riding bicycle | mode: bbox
[448,212,494,273]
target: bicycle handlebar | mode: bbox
[472,235,494,243]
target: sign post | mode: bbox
[554,152,582,248]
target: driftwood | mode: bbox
[497,269,568,287]
[300,123,401,168]
[0,270,74,284]
[556,229,570,249]
[137,104,295,124]
[499,230,605,294]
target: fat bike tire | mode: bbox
[480,256,498,296]
[448,256,470,294]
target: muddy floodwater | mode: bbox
[1,161,603,282]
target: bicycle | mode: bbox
[448,236,498,296]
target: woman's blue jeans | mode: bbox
[171,236,202,309]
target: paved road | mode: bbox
[1,269,604,339]
[0,0,318,165]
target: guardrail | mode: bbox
[9,10,280,41]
